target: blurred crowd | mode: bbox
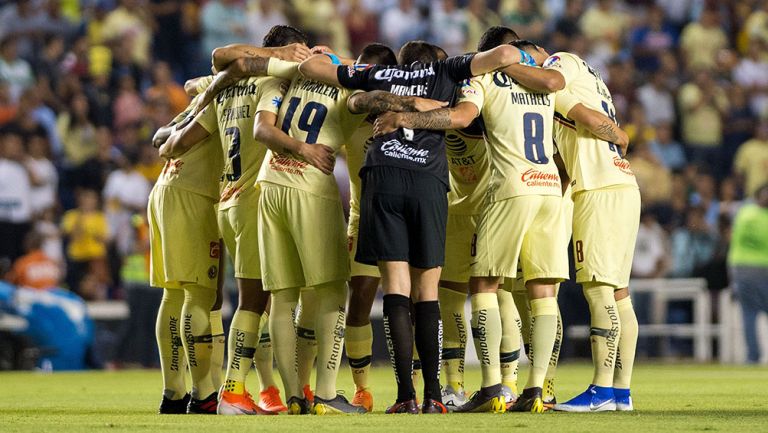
[0,0,767,303]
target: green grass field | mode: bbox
[2,363,767,432]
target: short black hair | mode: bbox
[511,39,538,52]
[477,26,519,52]
[262,25,308,48]
[398,40,438,65]
[431,44,448,61]
[358,43,397,66]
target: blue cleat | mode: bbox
[554,385,616,412]
[613,388,633,411]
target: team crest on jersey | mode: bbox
[347,64,372,77]
[209,242,220,259]
[543,55,560,68]
[271,96,283,108]
[459,79,477,96]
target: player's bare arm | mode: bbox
[298,54,345,86]
[192,57,271,115]
[347,91,447,115]
[566,103,630,155]
[469,44,524,76]
[252,111,335,175]
[502,64,565,93]
[158,118,211,159]
[184,76,210,97]
[211,43,311,73]
[373,101,478,136]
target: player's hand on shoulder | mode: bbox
[276,43,312,63]
[310,45,334,55]
[413,97,448,112]
[373,112,403,137]
[298,142,335,175]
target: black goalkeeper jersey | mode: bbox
[336,54,476,187]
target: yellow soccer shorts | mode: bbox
[441,212,478,283]
[258,183,350,291]
[572,185,641,288]
[217,186,262,280]
[471,194,569,282]
[149,185,220,290]
[347,212,380,278]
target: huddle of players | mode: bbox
[149,22,641,416]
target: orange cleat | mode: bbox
[218,389,277,415]
[259,386,288,413]
[303,385,315,404]
[351,388,373,413]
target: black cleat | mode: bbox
[312,394,367,414]
[454,385,506,413]
[421,398,448,414]
[509,387,545,413]
[159,393,190,414]
[187,392,218,414]
[385,399,419,414]
[287,396,312,415]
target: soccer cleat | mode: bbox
[187,392,218,414]
[554,385,617,412]
[258,386,288,413]
[303,385,315,403]
[543,395,557,411]
[312,394,367,415]
[159,393,190,414]
[385,399,419,414]
[218,390,274,415]
[351,388,374,413]
[421,399,448,414]
[501,385,518,411]
[454,387,506,413]
[441,385,467,412]
[613,388,633,411]
[509,387,545,413]
[287,396,312,415]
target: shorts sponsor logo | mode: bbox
[520,168,560,188]
[209,242,220,258]
[208,265,218,279]
[380,139,429,164]
[269,153,308,175]
[612,156,635,176]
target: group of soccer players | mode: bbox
[148,22,641,416]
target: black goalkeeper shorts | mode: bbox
[356,166,448,269]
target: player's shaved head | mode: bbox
[263,25,308,48]
[398,40,438,65]
[477,26,519,52]
[358,43,397,65]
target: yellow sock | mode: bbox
[525,297,558,390]
[438,287,467,391]
[181,285,217,399]
[497,288,520,394]
[270,287,301,399]
[614,296,638,390]
[470,292,502,388]
[224,309,260,395]
[345,324,373,390]
[156,289,187,399]
[313,282,347,400]
[209,309,225,390]
[254,312,277,390]
[511,278,531,359]
[583,283,621,387]
[296,289,318,391]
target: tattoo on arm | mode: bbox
[400,108,453,130]
[594,120,619,143]
[350,91,416,116]
[204,57,269,104]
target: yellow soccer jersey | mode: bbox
[543,52,638,193]
[459,73,561,203]
[446,125,490,216]
[156,90,224,200]
[346,120,374,221]
[196,76,287,209]
[258,73,365,200]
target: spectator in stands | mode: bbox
[629,4,677,73]
[0,128,32,262]
[61,188,109,298]
[146,61,188,116]
[723,85,758,171]
[345,0,379,56]
[380,0,425,50]
[669,206,718,278]
[57,93,98,169]
[649,122,687,171]
[733,120,768,198]
[719,177,744,221]
[26,131,57,216]
[579,0,629,59]
[637,70,676,127]
[630,141,673,208]
[743,0,768,48]
[678,69,729,176]
[102,0,153,68]
[9,231,62,290]
[728,183,768,363]
[201,0,248,60]
[632,211,670,278]
[246,0,288,48]
[465,0,501,53]
[0,80,16,126]
[0,36,34,103]
[102,153,150,260]
[690,173,721,229]
[732,40,768,118]
[680,7,728,71]
[149,0,186,76]
[112,75,144,132]
[501,0,545,43]
[35,207,63,267]
[430,0,469,56]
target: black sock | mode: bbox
[383,294,416,402]
[414,300,442,403]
